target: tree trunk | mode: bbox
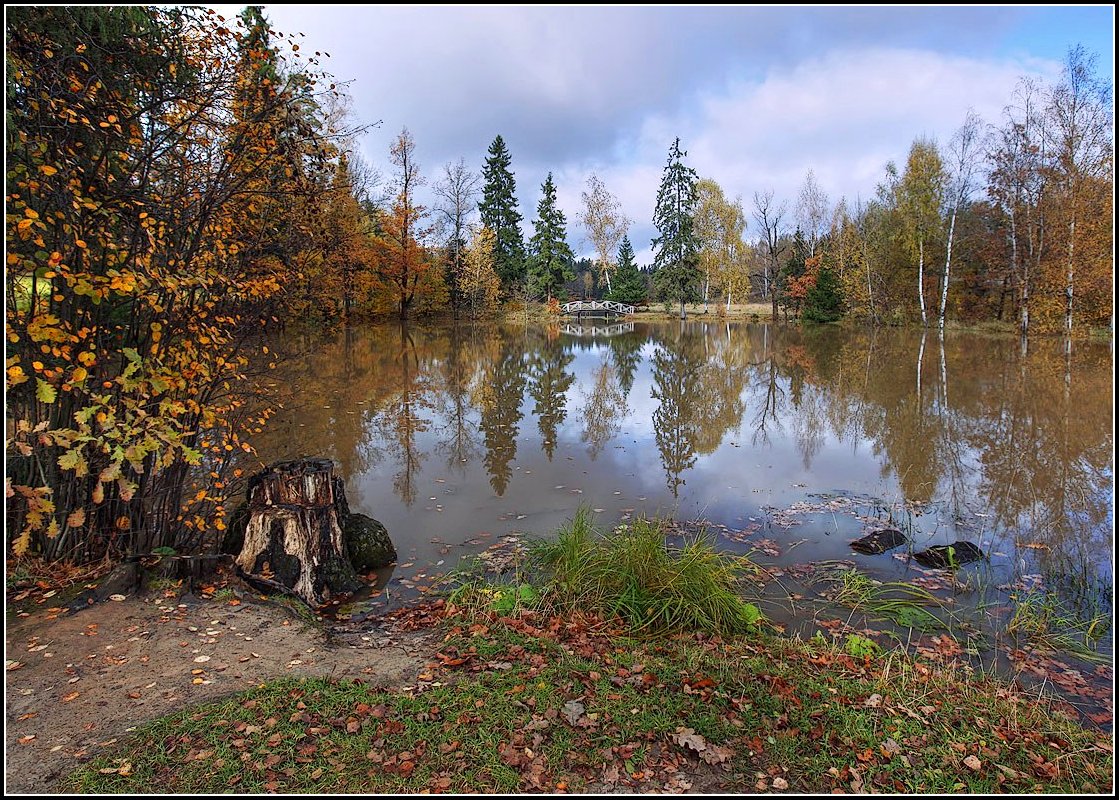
[917,237,927,327]
[235,458,364,606]
[1064,216,1076,338]
[771,266,779,322]
[939,209,957,331]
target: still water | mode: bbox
[253,320,1113,707]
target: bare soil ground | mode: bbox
[5,592,435,794]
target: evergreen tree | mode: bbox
[803,264,845,323]
[527,172,574,301]
[606,236,647,304]
[777,228,810,319]
[478,135,525,291]
[650,138,700,319]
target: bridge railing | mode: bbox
[559,300,635,316]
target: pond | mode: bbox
[251,319,1113,716]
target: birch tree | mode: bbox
[938,110,984,330]
[987,79,1048,337]
[1045,45,1113,339]
[578,174,630,294]
[795,169,830,256]
[696,179,748,311]
[460,227,501,319]
[898,138,945,326]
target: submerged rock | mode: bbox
[343,513,397,571]
[850,527,907,555]
[913,541,985,569]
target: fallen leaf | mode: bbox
[963,755,982,771]
[193,655,211,663]
[863,693,883,708]
[672,726,707,753]
[773,776,789,790]
[700,743,733,764]
[109,594,126,602]
[562,699,586,726]
[62,691,81,702]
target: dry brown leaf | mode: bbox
[672,726,707,753]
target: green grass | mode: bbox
[1006,590,1111,665]
[820,566,948,632]
[67,617,1112,794]
[527,510,762,636]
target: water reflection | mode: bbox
[252,320,1112,603]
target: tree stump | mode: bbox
[235,458,366,606]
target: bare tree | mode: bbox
[795,169,830,255]
[938,110,984,331]
[578,173,630,294]
[346,150,388,210]
[752,190,786,322]
[434,158,482,312]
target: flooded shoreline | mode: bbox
[245,319,1112,714]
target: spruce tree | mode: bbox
[650,138,700,319]
[803,264,845,323]
[478,135,525,291]
[527,173,574,302]
[606,235,647,304]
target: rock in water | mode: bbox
[343,513,397,571]
[850,527,907,555]
[912,542,984,568]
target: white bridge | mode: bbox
[559,300,635,317]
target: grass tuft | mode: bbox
[527,509,762,636]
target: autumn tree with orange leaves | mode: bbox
[5,6,346,562]
[371,129,446,319]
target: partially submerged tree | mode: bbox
[898,138,945,327]
[651,138,700,319]
[434,158,481,314]
[372,128,442,319]
[460,226,501,318]
[752,190,787,321]
[1045,45,1113,340]
[478,135,526,293]
[938,110,984,331]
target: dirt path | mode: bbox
[5,593,436,794]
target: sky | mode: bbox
[223,5,1115,263]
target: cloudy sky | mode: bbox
[232,5,1113,262]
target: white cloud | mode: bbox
[243,6,1067,258]
[539,47,1058,256]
